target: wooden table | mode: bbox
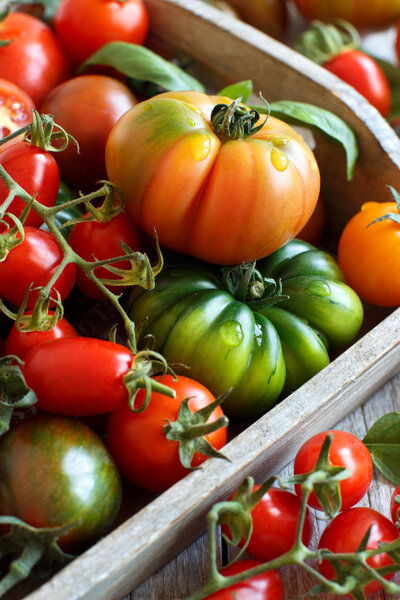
[126,369,400,600]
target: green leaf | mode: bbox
[218,80,253,102]
[267,100,358,181]
[363,413,400,484]
[79,42,205,93]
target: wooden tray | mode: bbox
[17,1,400,599]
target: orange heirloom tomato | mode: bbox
[105,91,320,265]
[338,196,400,307]
[293,0,400,27]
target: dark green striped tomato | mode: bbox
[0,415,122,553]
[128,240,363,418]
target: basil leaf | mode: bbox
[218,80,253,102]
[266,100,358,181]
[79,42,205,93]
[363,412,400,484]
[367,54,400,121]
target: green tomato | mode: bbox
[128,240,363,418]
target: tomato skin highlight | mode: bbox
[0,415,122,553]
[106,374,227,492]
[5,313,77,359]
[318,507,399,596]
[294,430,373,511]
[204,560,284,600]
[21,337,133,416]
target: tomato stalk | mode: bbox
[0,356,36,434]
[210,97,268,140]
[295,19,360,66]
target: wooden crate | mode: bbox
[18,1,400,599]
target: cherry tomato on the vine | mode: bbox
[68,212,141,299]
[0,12,68,106]
[204,560,284,600]
[390,484,400,526]
[0,227,76,309]
[0,79,35,140]
[107,374,227,492]
[318,507,399,596]
[54,0,149,68]
[294,430,373,511]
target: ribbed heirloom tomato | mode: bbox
[106,90,320,265]
[292,0,400,27]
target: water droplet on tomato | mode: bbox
[270,147,288,171]
[219,320,244,347]
[306,280,331,296]
[190,131,211,161]
[187,117,196,127]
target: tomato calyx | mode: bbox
[27,110,78,154]
[163,390,230,470]
[0,213,24,260]
[222,262,289,306]
[210,97,267,140]
[0,356,37,434]
[367,185,400,228]
[0,287,64,333]
[0,515,75,595]
[295,20,360,65]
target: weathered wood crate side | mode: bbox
[16,2,400,599]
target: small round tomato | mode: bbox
[294,430,373,511]
[0,227,76,309]
[0,79,35,140]
[205,560,284,600]
[68,212,141,299]
[107,374,227,492]
[0,414,122,553]
[0,141,59,229]
[5,312,77,359]
[338,200,400,307]
[390,484,400,526]
[40,74,138,191]
[223,486,313,562]
[54,0,149,67]
[318,507,399,596]
[0,12,68,105]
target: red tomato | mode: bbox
[323,50,391,118]
[0,226,76,309]
[0,12,68,106]
[390,484,400,525]
[294,430,373,511]
[223,486,313,561]
[0,79,35,140]
[54,0,149,68]
[68,212,141,299]
[21,337,135,416]
[5,312,77,359]
[204,560,284,600]
[0,141,59,229]
[40,75,138,191]
[338,200,400,307]
[318,507,399,596]
[106,374,227,492]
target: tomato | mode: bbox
[0,12,68,106]
[223,0,287,39]
[105,90,320,265]
[0,414,122,553]
[107,374,227,492]
[54,0,149,68]
[0,79,35,140]
[5,312,77,359]
[223,486,313,561]
[68,212,141,299]
[0,140,59,229]
[294,430,373,511]
[204,560,284,600]
[338,200,400,307]
[390,484,400,526]
[0,226,76,309]
[128,239,363,418]
[318,507,399,596]
[40,75,138,192]
[292,0,400,27]
[21,337,136,416]
[297,196,325,246]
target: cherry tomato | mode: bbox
[0,227,76,309]
[54,0,149,68]
[5,312,77,359]
[390,484,400,526]
[106,374,227,492]
[223,486,313,561]
[318,507,399,596]
[0,141,59,229]
[0,79,35,140]
[0,12,68,106]
[68,212,141,299]
[338,200,400,307]
[40,75,138,191]
[204,560,284,600]
[294,430,373,511]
